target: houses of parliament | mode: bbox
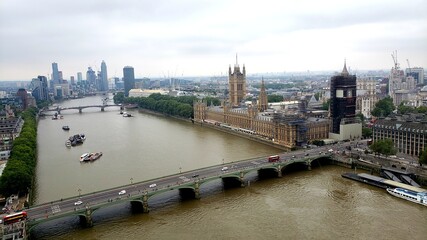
[193,59,331,149]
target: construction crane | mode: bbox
[391,50,399,69]
[406,59,411,76]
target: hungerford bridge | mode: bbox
[23,151,339,233]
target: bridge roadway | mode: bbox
[41,104,122,114]
[25,143,355,229]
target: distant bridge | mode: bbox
[41,104,123,114]
[25,151,337,232]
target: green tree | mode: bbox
[321,99,330,111]
[371,96,395,117]
[362,127,372,139]
[369,139,396,156]
[203,97,221,106]
[0,107,38,197]
[113,92,125,104]
[417,106,427,114]
[397,102,415,114]
[419,148,427,165]
[356,113,365,125]
[267,95,284,103]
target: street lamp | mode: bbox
[130,177,133,184]
[179,166,182,173]
[222,158,225,165]
[78,188,81,197]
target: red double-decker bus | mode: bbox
[268,155,280,162]
[3,211,27,225]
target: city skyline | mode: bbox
[0,0,426,81]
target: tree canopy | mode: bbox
[397,101,427,115]
[369,139,396,156]
[113,92,125,104]
[371,96,395,117]
[362,127,372,139]
[419,148,427,166]
[0,107,38,197]
[123,93,196,118]
[267,95,284,103]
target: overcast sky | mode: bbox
[1,0,426,80]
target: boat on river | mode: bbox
[62,126,70,131]
[90,152,103,161]
[80,153,91,162]
[65,140,71,148]
[122,112,132,117]
[80,152,102,162]
[386,188,427,206]
[68,134,86,146]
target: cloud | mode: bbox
[0,0,426,80]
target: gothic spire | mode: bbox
[341,59,349,76]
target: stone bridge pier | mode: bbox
[277,165,283,177]
[194,181,201,199]
[239,171,245,187]
[142,192,150,213]
[78,207,93,228]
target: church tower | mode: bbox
[228,54,246,107]
[258,78,268,112]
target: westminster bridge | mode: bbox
[24,150,341,232]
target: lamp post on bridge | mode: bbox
[179,166,182,173]
[130,177,133,184]
[78,188,81,197]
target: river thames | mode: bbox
[32,95,427,239]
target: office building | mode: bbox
[77,72,83,82]
[30,76,49,101]
[373,114,427,157]
[123,66,135,97]
[100,60,108,91]
[86,67,96,86]
[406,67,425,85]
[52,62,60,84]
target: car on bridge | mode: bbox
[118,190,126,195]
[74,200,83,206]
[192,174,199,178]
[149,183,157,188]
[221,167,229,171]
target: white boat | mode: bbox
[122,112,132,117]
[80,153,91,162]
[386,188,427,206]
